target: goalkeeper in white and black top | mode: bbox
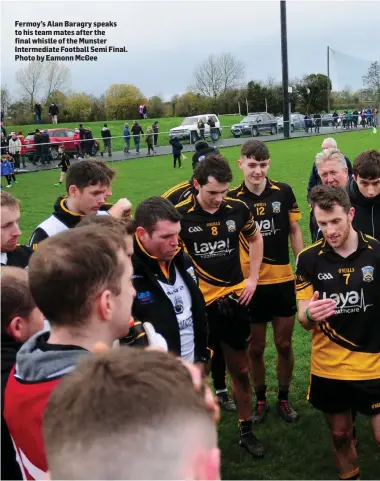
[131,197,209,368]
[29,161,131,248]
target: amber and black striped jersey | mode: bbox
[176,195,257,305]
[162,181,195,206]
[296,231,380,381]
[229,179,301,285]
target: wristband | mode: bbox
[305,308,318,325]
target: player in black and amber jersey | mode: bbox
[296,185,380,481]
[162,142,218,206]
[162,180,194,206]
[163,150,234,413]
[177,153,265,458]
[229,140,304,424]
[1,192,33,268]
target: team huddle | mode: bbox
[1,139,379,480]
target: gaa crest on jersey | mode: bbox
[272,201,281,213]
[226,219,236,232]
[174,296,184,314]
[362,266,374,282]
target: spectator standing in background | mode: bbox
[32,129,42,165]
[198,118,205,140]
[123,123,130,154]
[146,127,155,156]
[17,131,27,169]
[143,105,148,119]
[139,105,144,119]
[8,132,21,171]
[347,109,353,129]
[100,123,112,158]
[169,136,183,168]
[152,121,159,146]
[1,131,8,155]
[34,102,42,124]
[1,155,14,188]
[131,121,143,154]
[40,129,51,165]
[314,113,321,134]
[73,128,83,159]
[353,110,359,128]
[48,103,59,124]
[83,127,94,158]
[332,110,339,128]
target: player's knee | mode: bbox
[275,338,292,357]
[248,341,265,359]
[331,430,352,450]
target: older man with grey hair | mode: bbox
[307,138,353,194]
[309,148,351,242]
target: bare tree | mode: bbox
[191,53,245,105]
[1,86,11,116]
[363,61,380,101]
[44,63,71,102]
[15,61,43,110]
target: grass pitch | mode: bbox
[9,130,380,480]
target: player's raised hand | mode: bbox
[307,291,336,322]
[108,198,132,218]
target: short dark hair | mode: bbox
[65,161,110,193]
[135,197,181,236]
[309,185,351,213]
[240,140,270,160]
[1,267,36,333]
[29,225,128,328]
[77,214,136,236]
[43,349,215,480]
[89,160,116,182]
[193,152,233,186]
[353,150,380,179]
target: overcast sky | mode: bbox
[1,0,379,101]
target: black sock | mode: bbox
[239,419,252,435]
[278,385,289,401]
[255,385,267,403]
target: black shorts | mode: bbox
[61,167,68,173]
[207,294,250,351]
[308,374,380,416]
[249,280,297,323]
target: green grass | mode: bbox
[7,115,245,152]
[10,130,380,480]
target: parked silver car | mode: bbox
[277,114,305,132]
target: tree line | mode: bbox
[1,54,379,124]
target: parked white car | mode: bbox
[169,114,222,143]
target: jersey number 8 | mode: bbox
[211,226,218,236]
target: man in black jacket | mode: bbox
[309,148,350,242]
[349,150,380,240]
[132,196,209,369]
[131,121,143,153]
[307,137,353,195]
[32,129,42,165]
[100,123,112,157]
[48,102,59,124]
[40,129,51,164]
[34,102,42,124]
[1,192,33,268]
